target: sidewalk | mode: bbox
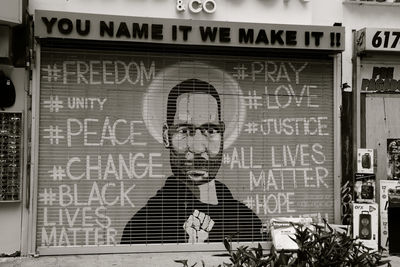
[388,255,400,266]
[1,253,399,267]
[2,252,223,267]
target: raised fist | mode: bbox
[183,209,215,243]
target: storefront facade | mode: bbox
[29,7,344,255]
[4,0,400,261]
[353,27,400,252]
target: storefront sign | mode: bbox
[176,0,217,13]
[360,65,400,93]
[357,28,400,53]
[35,10,345,51]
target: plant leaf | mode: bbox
[223,237,232,254]
[174,259,188,267]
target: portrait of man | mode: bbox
[121,78,262,244]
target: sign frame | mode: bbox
[35,10,345,51]
[356,28,400,53]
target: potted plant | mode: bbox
[175,220,391,267]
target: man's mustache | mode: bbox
[178,156,219,169]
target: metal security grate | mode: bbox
[37,47,335,251]
[0,112,22,201]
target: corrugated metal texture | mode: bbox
[36,47,334,250]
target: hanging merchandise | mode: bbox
[352,203,378,251]
[357,149,374,174]
[388,187,400,255]
[354,173,376,203]
[387,139,400,180]
[0,71,16,110]
[379,180,400,252]
[0,112,22,201]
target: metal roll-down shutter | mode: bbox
[36,46,335,252]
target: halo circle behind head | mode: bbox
[142,61,245,149]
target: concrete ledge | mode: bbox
[1,253,398,267]
[0,252,229,267]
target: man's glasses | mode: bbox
[171,124,223,138]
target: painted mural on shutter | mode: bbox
[37,48,334,249]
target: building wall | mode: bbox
[311,0,342,26]
[29,0,317,24]
[342,3,400,87]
